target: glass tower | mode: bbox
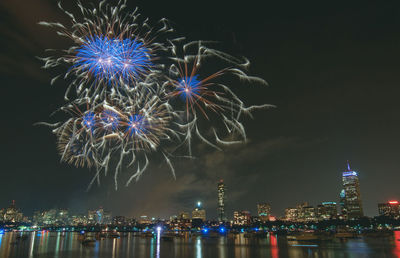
[217,180,226,221]
[340,161,363,219]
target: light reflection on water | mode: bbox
[0,231,399,258]
[394,231,400,258]
[270,233,279,258]
[196,237,201,258]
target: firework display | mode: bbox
[39,0,271,189]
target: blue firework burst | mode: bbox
[101,110,120,130]
[82,111,96,132]
[75,35,153,84]
[126,114,147,137]
[177,75,202,100]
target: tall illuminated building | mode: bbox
[257,203,271,221]
[217,180,226,221]
[340,161,363,219]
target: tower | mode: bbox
[340,161,363,219]
[257,203,271,221]
[217,180,226,222]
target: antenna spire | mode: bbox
[346,160,351,171]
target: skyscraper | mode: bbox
[340,161,363,219]
[217,180,226,221]
[257,203,271,221]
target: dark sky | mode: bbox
[1,0,400,219]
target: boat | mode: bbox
[161,231,179,240]
[207,231,220,238]
[96,232,107,239]
[335,229,358,239]
[165,231,184,238]
[16,235,28,241]
[109,232,120,238]
[80,235,96,246]
[244,233,254,238]
[315,232,334,241]
[175,232,185,238]
[255,232,267,238]
[141,231,153,237]
[161,235,174,241]
[81,237,96,246]
[362,231,393,238]
[287,231,319,242]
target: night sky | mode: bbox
[1,0,400,219]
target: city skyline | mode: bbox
[1,0,400,220]
[1,161,399,220]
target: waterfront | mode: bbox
[1,231,400,258]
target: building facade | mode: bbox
[285,207,298,221]
[192,202,206,221]
[340,162,364,219]
[257,203,271,221]
[4,200,23,223]
[284,202,317,222]
[378,201,400,218]
[218,180,226,222]
[317,202,337,220]
[233,211,251,226]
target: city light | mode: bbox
[292,244,318,247]
[343,171,357,177]
[0,163,397,240]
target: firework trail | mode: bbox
[39,0,272,190]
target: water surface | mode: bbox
[1,231,399,258]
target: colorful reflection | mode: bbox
[394,231,400,257]
[196,237,202,258]
[270,233,279,258]
[156,230,160,258]
[0,231,398,257]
